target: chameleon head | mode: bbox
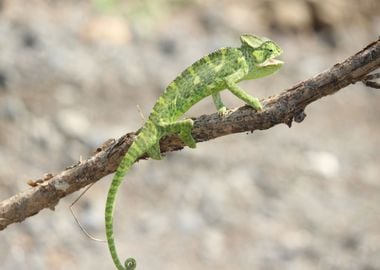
[240,34,283,65]
[240,34,284,78]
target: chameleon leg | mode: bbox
[146,142,162,160]
[225,79,263,111]
[158,119,196,148]
[212,92,228,115]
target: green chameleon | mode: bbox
[105,34,283,270]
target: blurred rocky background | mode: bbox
[0,0,379,269]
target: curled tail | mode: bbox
[105,125,157,270]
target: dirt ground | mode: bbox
[1,0,380,269]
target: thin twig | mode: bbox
[69,183,106,242]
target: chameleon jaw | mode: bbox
[258,58,284,67]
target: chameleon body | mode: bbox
[105,34,283,270]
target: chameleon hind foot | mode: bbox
[178,119,196,148]
[179,128,196,148]
[158,119,196,148]
[146,142,162,160]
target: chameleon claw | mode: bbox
[180,132,196,148]
[247,98,263,112]
[217,107,232,117]
[146,142,162,160]
[217,106,227,114]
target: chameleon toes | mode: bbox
[179,130,197,148]
[146,143,162,160]
[217,107,233,117]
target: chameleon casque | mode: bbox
[105,34,283,270]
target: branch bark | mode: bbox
[1,38,379,231]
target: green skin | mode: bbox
[105,34,283,270]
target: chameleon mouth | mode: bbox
[258,58,284,67]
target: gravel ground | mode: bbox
[0,1,380,269]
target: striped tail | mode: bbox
[105,125,157,270]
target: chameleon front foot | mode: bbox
[212,92,228,117]
[245,96,263,111]
[225,78,263,111]
[217,106,235,117]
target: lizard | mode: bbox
[105,34,283,270]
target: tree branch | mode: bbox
[1,38,379,231]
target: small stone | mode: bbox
[307,151,340,178]
[0,96,27,122]
[56,109,90,138]
[202,228,225,260]
[81,16,131,46]
[176,207,203,233]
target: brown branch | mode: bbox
[1,38,379,231]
